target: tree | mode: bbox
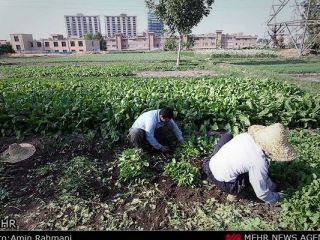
[84,33,94,40]
[183,35,194,50]
[0,44,15,55]
[146,0,214,66]
[277,33,285,48]
[268,24,283,48]
[163,37,177,51]
[84,32,106,51]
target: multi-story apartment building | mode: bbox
[65,13,101,38]
[10,34,100,53]
[104,14,137,38]
[148,11,164,36]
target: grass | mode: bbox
[220,57,320,74]
[0,51,194,64]
[204,57,320,95]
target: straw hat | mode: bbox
[0,143,36,163]
[248,123,297,161]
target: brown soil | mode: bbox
[278,49,300,58]
[136,70,217,78]
[287,73,320,82]
[0,134,277,230]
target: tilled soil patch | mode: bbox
[287,73,320,82]
[1,134,280,230]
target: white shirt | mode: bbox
[209,133,280,204]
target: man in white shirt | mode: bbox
[128,107,184,153]
[202,123,297,204]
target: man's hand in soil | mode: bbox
[160,146,170,153]
[278,191,286,201]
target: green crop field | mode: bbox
[0,51,193,64]
[0,51,319,230]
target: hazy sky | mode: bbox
[0,0,280,40]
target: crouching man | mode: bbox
[128,107,184,153]
[203,123,297,204]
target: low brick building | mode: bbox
[105,30,258,51]
[9,34,100,53]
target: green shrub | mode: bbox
[0,44,15,55]
[118,148,150,182]
[164,159,201,187]
[163,38,177,51]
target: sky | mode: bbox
[0,0,285,40]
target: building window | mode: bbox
[37,42,42,47]
[14,36,19,42]
[30,42,33,48]
[16,45,21,50]
[63,50,67,53]
[55,50,59,53]
[45,42,49,47]
[54,42,58,47]
[70,41,75,47]
[78,41,83,47]
[62,42,66,47]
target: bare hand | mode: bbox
[278,192,286,201]
[160,146,170,153]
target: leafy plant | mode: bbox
[164,159,201,187]
[118,148,150,182]
[270,130,320,192]
[228,217,274,230]
[57,156,105,199]
[1,75,318,142]
[174,136,217,159]
[280,177,320,230]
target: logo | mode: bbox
[225,233,242,240]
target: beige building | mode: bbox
[107,32,157,51]
[0,40,9,45]
[193,31,258,49]
[10,34,100,53]
[104,14,137,38]
[106,30,257,51]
